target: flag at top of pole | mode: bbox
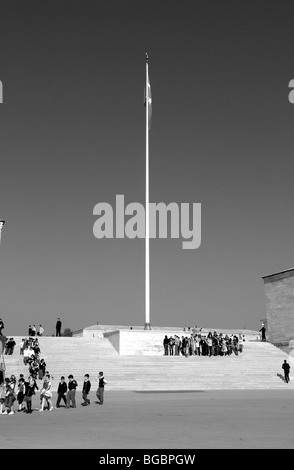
[0,220,5,244]
[144,53,152,130]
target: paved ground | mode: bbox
[0,389,293,450]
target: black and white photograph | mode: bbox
[1,0,294,452]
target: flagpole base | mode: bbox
[144,322,151,330]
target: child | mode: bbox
[82,374,91,406]
[10,374,17,393]
[17,377,26,412]
[29,359,39,380]
[38,359,46,380]
[39,373,53,411]
[39,373,49,409]
[19,338,25,355]
[95,371,107,405]
[56,376,67,408]
[66,375,78,408]
[24,375,39,413]
[0,381,6,414]
[3,377,16,414]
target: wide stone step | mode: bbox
[2,336,292,391]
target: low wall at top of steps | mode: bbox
[75,324,259,339]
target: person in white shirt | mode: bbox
[23,347,30,365]
[206,334,213,356]
[39,373,53,411]
[195,336,200,356]
[27,346,35,362]
[95,372,108,405]
[18,339,25,355]
[38,325,44,336]
[0,383,6,413]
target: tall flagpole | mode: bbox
[0,220,5,381]
[144,53,151,330]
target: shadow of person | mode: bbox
[277,373,286,382]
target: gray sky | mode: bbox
[0,0,294,335]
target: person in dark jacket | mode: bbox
[66,374,78,408]
[17,377,26,412]
[168,336,175,356]
[56,318,62,337]
[6,338,16,355]
[82,374,91,406]
[56,376,68,407]
[24,375,39,413]
[259,324,266,342]
[38,359,46,380]
[282,360,291,383]
[2,378,16,414]
[0,319,4,336]
[163,335,169,355]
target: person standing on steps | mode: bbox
[282,360,291,383]
[17,377,26,412]
[38,358,46,380]
[38,325,44,336]
[259,323,266,342]
[2,377,16,415]
[39,373,53,411]
[56,318,62,337]
[0,318,4,336]
[0,381,6,413]
[24,375,39,414]
[163,335,169,355]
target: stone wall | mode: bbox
[118,330,166,355]
[263,268,294,344]
[104,330,120,353]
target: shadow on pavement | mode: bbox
[135,390,206,394]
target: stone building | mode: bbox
[262,267,294,346]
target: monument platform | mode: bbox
[72,324,260,355]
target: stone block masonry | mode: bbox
[263,268,294,345]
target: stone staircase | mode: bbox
[2,336,293,391]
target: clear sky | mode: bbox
[0,0,294,336]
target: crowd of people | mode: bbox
[0,318,107,415]
[163,330,245,357]
[3,337,16,355]
[1,322,108,414]
[27,325,45,337]
[4,336,47,379]
[0,370,107,414]
[0,318,250,418]
[27,319,62,337]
